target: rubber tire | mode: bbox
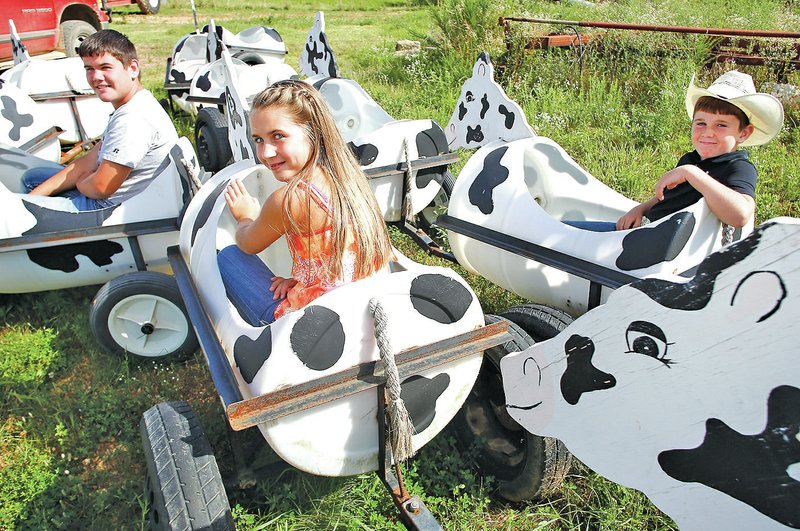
[499,303,574,342]
[136,0,161,15]
[232,50,265,65]
[89,271,198,360]
[61,20,96,57]
[452,314,572,502]
[141,401,234,530]
[195,107,233,174]
[416,170,455,245]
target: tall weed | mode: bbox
[426,0,505,60]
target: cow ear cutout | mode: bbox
[475,52,491,79]
[730,270,786,323]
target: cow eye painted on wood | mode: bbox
[625,321,673,368]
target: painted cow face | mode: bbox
[445,52,534,150]
[220,50,254,163]
[501,219,800,530]
[299,11,338,78]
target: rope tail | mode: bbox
[369,297,417,462]
[401,138,414,223]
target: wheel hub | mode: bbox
[141,323,155,335]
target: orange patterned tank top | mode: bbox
[273,180,358,320]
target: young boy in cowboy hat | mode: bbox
[615,70,784,230]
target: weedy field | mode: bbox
[1,0,798,528]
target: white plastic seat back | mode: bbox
[230,26,288,58]
[1,57,112,143]
[317,78,392,143]
[172,33,208,65]
[0,83,61,161]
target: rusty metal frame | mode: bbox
[18,126,63,153]
[168,245,511,428]
[377,386,443,530]
[225,321,508,430]
[0,217,180,253]
[499,17,800,39]
[499,16,800,73]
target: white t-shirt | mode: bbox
[98,89,178,204]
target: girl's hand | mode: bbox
[225,179,261,222]
[270,276,298,299]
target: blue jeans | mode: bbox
[22,166,115,212]
[563,220,617,232]
[218,245,286,326]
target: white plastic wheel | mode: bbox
[106,293,189,357]
[90,271,198,360]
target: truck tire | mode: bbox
[498,303,573,342]
[141,401,234,530]
[195,107,232,173]
[452,314,572,502]
[136,0,162,15]
[61,20,97,57]
[232,50,265,65]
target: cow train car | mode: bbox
[0,139,202,359]
[428,51,771,513]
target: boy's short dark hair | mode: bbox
[694,96,750,130]
[78,29,137,66]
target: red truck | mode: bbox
[1,0,163,67]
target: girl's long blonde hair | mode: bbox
[251,80,394,280]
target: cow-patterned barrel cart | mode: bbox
[421,52,757,502]
[139,158,525,529]
[163,18,296,174]
[163,19,294,118]
[0,138,203,359]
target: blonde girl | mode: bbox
[217,80,394,326]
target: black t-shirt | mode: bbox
[647,150,757,221]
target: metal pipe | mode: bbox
[499,16,800,39]
[168,246,244,409]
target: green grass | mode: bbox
[1,0,798,528]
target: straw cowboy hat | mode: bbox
[685,70,784,146]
